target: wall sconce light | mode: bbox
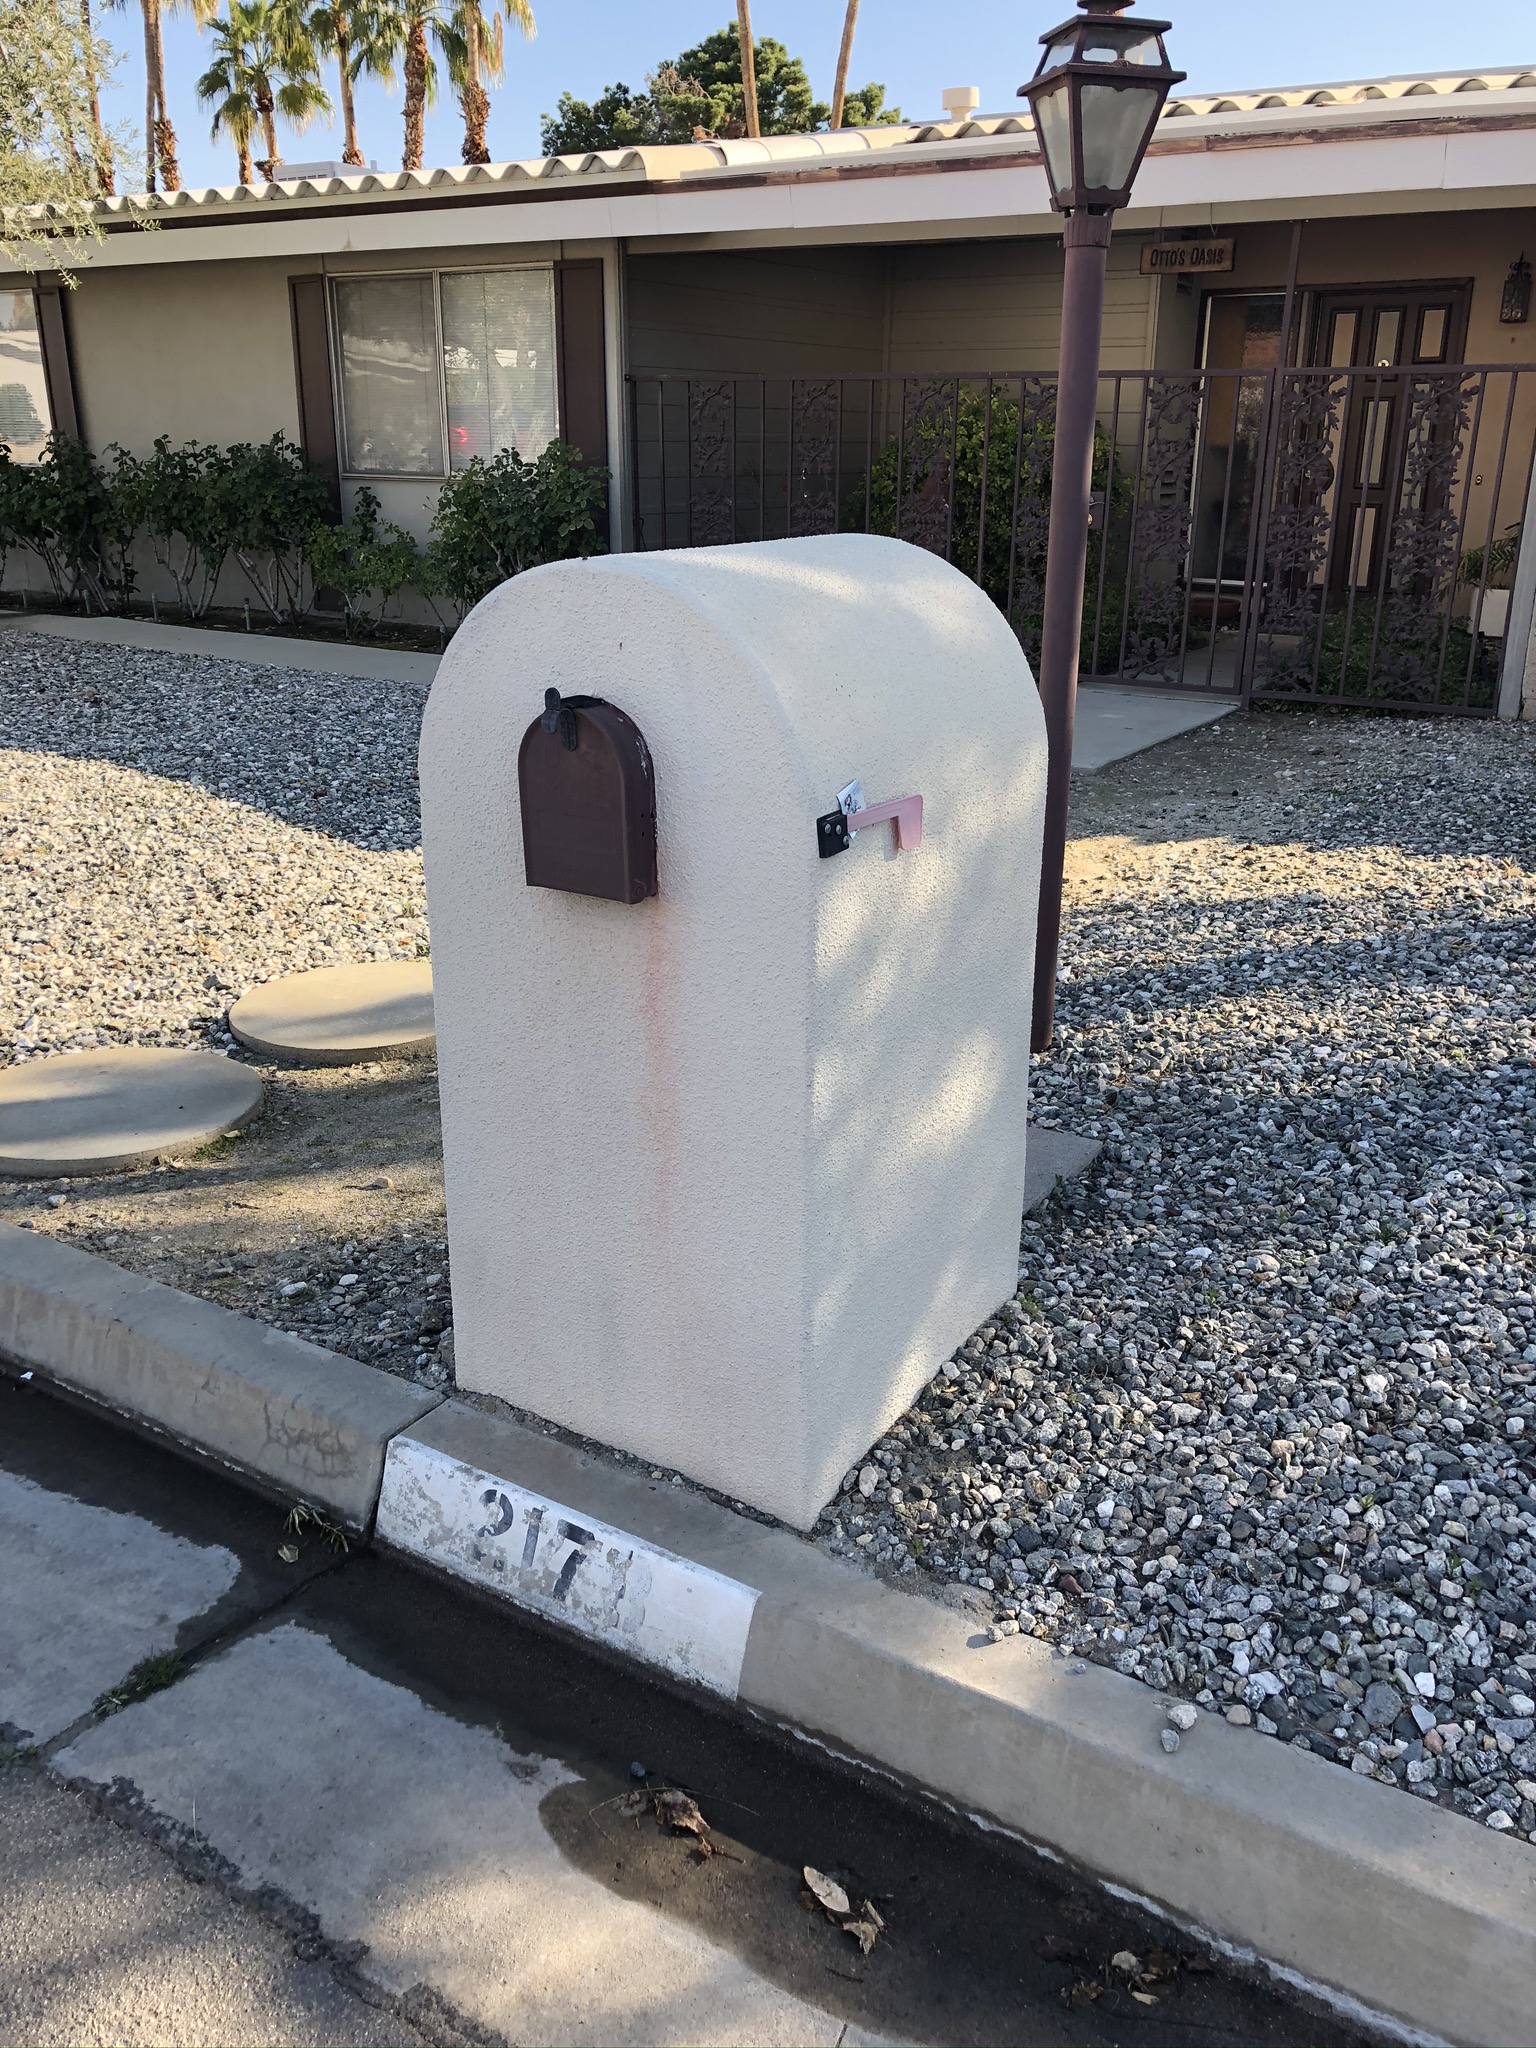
[1502,254,1532,325]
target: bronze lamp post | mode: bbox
[1020,0,1184,1051]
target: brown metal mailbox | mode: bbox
[518,689,658,905]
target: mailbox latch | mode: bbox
[817,784,924,859]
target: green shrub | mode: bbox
[426,441,609,615]
[0,433,134,613]
[221,435,334,623]
[1460,524,1521,589]
[854,387,1131,668]
[110,438,235,619]
[0,431,603,632]
[306,488,431,634]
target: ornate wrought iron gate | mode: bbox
[627,366,1535,715]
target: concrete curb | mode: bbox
[3,1230,1532,2043]
[0,1225,439,1527]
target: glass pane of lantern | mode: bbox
[1033,81,1076,198]
[1079,80,1161,192]
[1080,26,1165,64]
[1044,34,1078,67]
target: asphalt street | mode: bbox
[0,1373,1375,2047]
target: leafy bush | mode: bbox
[0,431,602,630]
[110,438,235,619]
[221,434,334,623]
[1460,523,1521,590]
[0,433,133,612]
[856,387,1130,667]
[426,441,608,614]
[306,488,430,634]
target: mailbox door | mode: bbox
[518,700,658,904]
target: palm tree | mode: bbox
[80,0,116,194]
[107,0,221,193]
[306,0,396,166]
[733,0,759,137]
[458,1,532,167]
[197,0,331,183]
[372,0,444,171]
[829,0,858,130]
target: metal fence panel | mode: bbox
[628,366,1536,716]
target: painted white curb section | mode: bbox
[377,1433,759,1699]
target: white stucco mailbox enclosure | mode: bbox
[420,533,1046,1529]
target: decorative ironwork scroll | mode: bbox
[1122,376,1202,680]
[1370,372,1476,701]
[687,381,736,547]
[1250,370,1347,694]
[1002,376,1057,665]
[786,380,840,537]
[896,379,958,557]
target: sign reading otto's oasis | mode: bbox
[1140,238,1236,276]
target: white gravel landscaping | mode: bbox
[822,711,1536,1841]
[6,627,1536,1840]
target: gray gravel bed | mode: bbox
[0,634,446,1386]
[818,712,1536,1841]
[11,634,1536,1838]
[0,634,428,1059]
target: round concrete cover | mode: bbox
[228,959,435,1066]
[0,1048,265,1178]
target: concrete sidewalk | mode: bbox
[1072,684,1236,772]
[1,1221,1531,2045]
[0,611,440,687]
[0,614,1237,772]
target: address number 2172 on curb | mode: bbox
[376,1435,760,1699]
[476,1488,602,1606]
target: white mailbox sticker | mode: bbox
[376,1436,760,1698]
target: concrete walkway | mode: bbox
[0,615,1237,772]
[1072,683,1236,773]
[0,612,439,687]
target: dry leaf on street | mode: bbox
[803,1866,851,1917]
[802,1868,885,1953]
[845,1904,885,1956]
[277,1542,300,1564]
[652,1787,715,1856]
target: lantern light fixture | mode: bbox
[1019,0,1186,216]
[1502,254,1532,326]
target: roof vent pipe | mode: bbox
[941,85,980,123]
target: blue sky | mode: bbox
[98,0,1536,191]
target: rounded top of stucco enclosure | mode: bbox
[424,532,1036,765]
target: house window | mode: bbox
[332,266,558,479]
[334,275,440,476]
[0,292,53,463]
[442,269,557,471]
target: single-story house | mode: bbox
[4,62,1536,714]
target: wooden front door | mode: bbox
[1307,284,1471,596]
